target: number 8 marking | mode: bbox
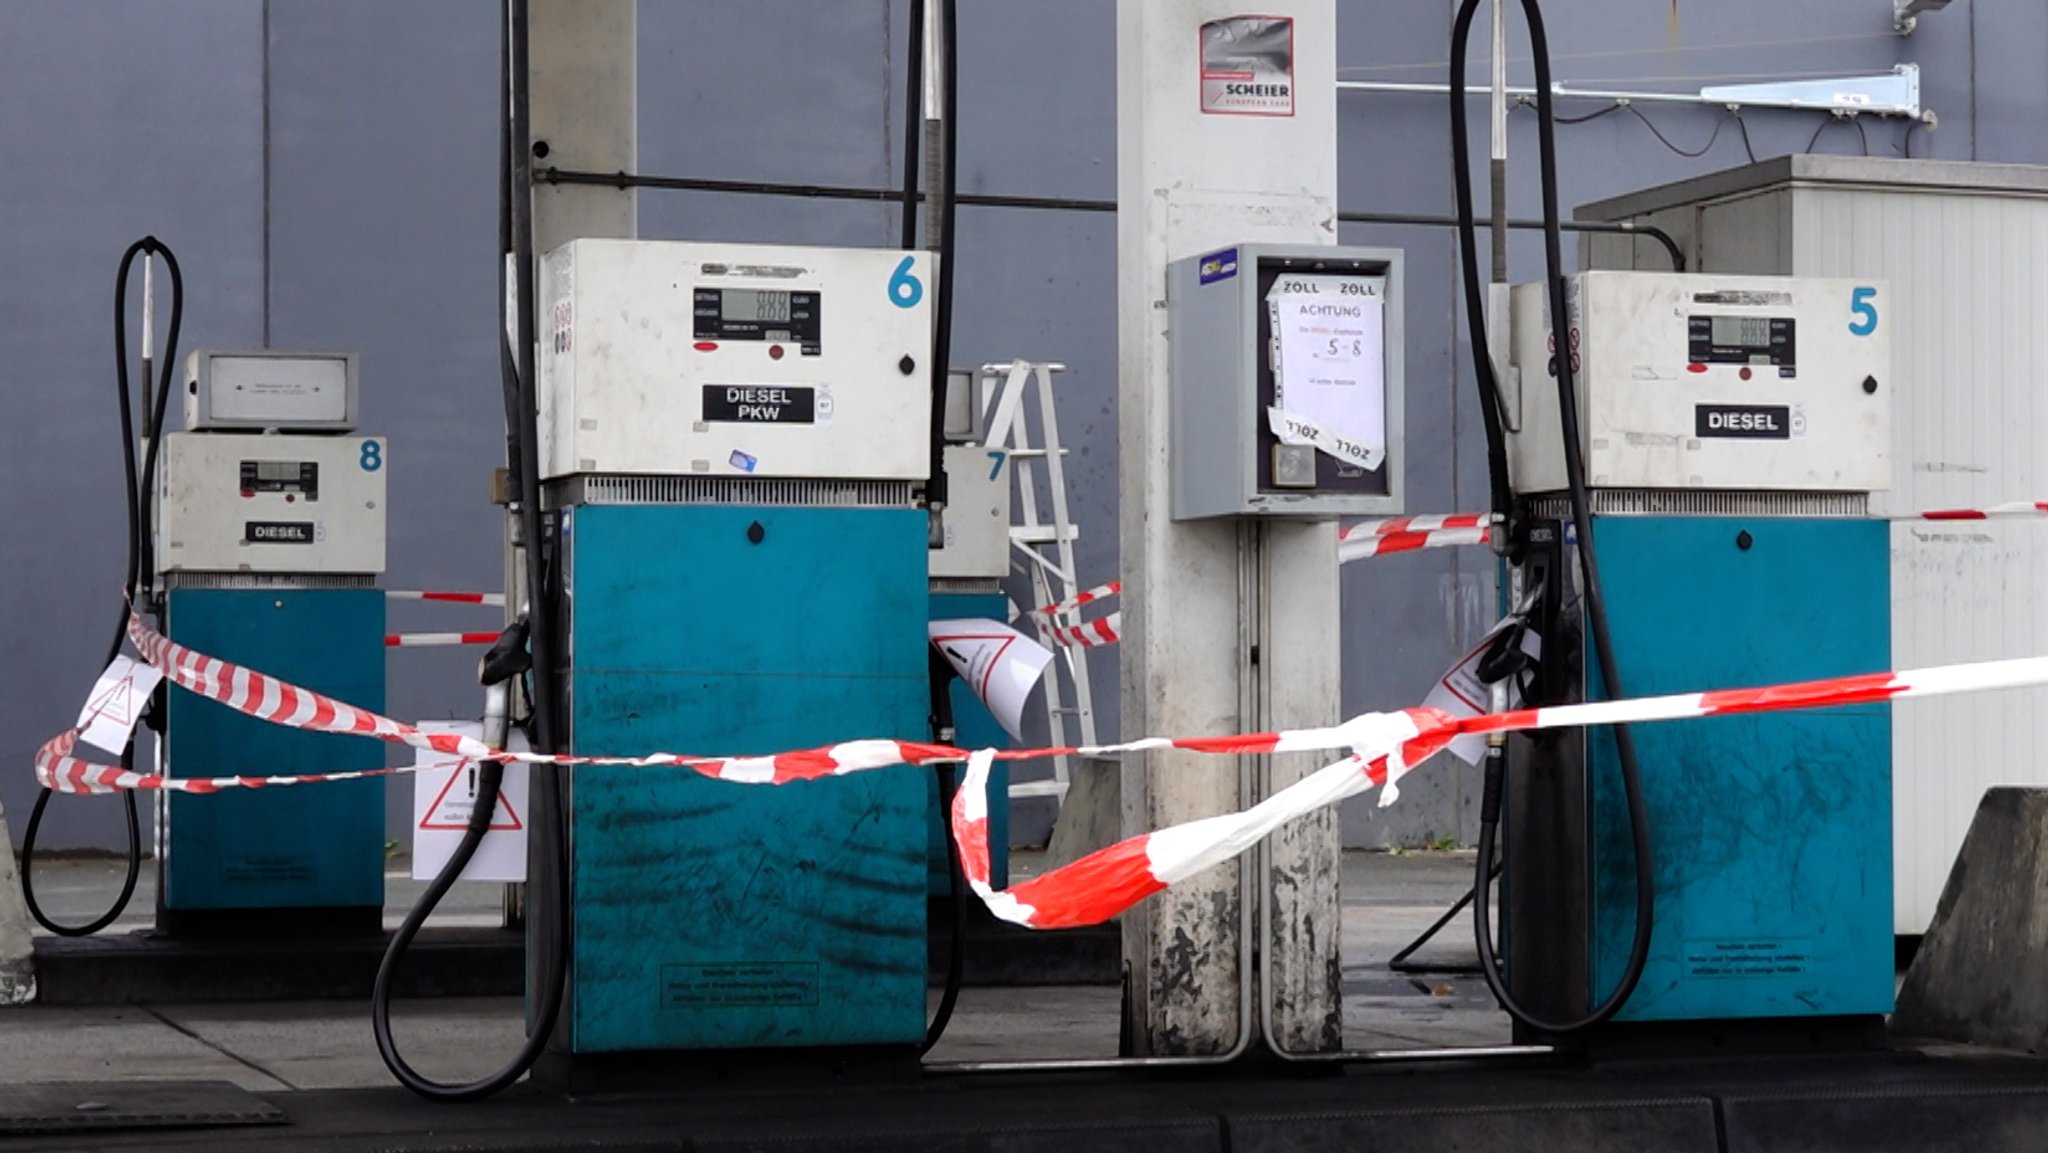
[360,440,383,472]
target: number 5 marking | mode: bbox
[889,255,924,309]
[1849,287,1879,336]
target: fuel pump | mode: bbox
[927,370,1013,895]
[1494,272,1897,1044]
[525,237,940,1090]
[1447,0,1895,1049]
[151,350,391,936]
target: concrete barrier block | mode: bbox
[0,795,37,1005]
[1894,787,2048,1052]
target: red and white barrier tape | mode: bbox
[386,632,500,648]
[1338,514,1493,561]
[1914,501,2048,521]
[951,649,2048,929]
[34,613,1343,798]
[35,611,2048,930]
[1033,581,1121,619]
[1047,611,1122,650]
[386,591,506,606]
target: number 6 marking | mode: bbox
[889,255,924,309]
[1849,286,1879,336]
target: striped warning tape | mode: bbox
[1033,581,1121,619]
[386,591,506,606]
[1046,611,1121,650]
[34,611,2048,929]
[953,649,2048,929]
[386,632,500,648]
[32,613,1336,798]
[1914,501,2048,521]
[1338,514,1494,561]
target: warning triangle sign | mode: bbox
[81,673,137,728]
[419,763,524,832]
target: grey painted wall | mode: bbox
[4,1,2040,852]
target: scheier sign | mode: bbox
[1200,16,1293,117]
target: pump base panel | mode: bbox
[548,502,931,1057]
[158,587,387,927]
[1504,514,1894,1034]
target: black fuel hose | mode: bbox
[373,0,569,1101]
[21,237,182,937]
[900,0,925,248]
[922,653,968,1054]
[1449,0,1656,1034]
[922,0,958,517]
[913,0,968,1056]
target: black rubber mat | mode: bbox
[0,1081,283,1135]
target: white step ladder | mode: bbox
[976,360,1101,804]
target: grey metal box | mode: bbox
[1167,243,1405,520]
[183,349,359,432]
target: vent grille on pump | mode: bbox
[160,573,378,590]
[549,475,919,509]
[1525,490,1870,519]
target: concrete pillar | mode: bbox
[505,0,638,932]
[527,0,636,255]
[1116,0,1342,1055]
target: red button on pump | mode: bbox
[693,341,718,352]
[1739,366,1753,381]
[1686,363,1708,374]
[769,345,785,361]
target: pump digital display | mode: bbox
[720,290,792,324]
[1711,316,1772,349]
[239,459,319,500]
[1688,314,1796,375]
[694,288,822,355]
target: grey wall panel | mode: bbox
[636,1,893,191]
[1967,2,2048,164]
[0,1,266,850]
[637,188,891,249]
[265,0,502,839]
[951,0,1115,202]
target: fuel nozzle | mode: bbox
[478,615,532,687]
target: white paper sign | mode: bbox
[1267,275,1388,470]
[929,619,1054,742]
[1422,618,1542,768]
[75,656,163,757]
[411,722,529,883]
[1267,406,1384,472]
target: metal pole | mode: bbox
[1487,0,1514,433]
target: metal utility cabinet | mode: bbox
[1578,156,2048,935]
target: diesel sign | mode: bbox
[1695,404,1792,440]
[244,520,316,544]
